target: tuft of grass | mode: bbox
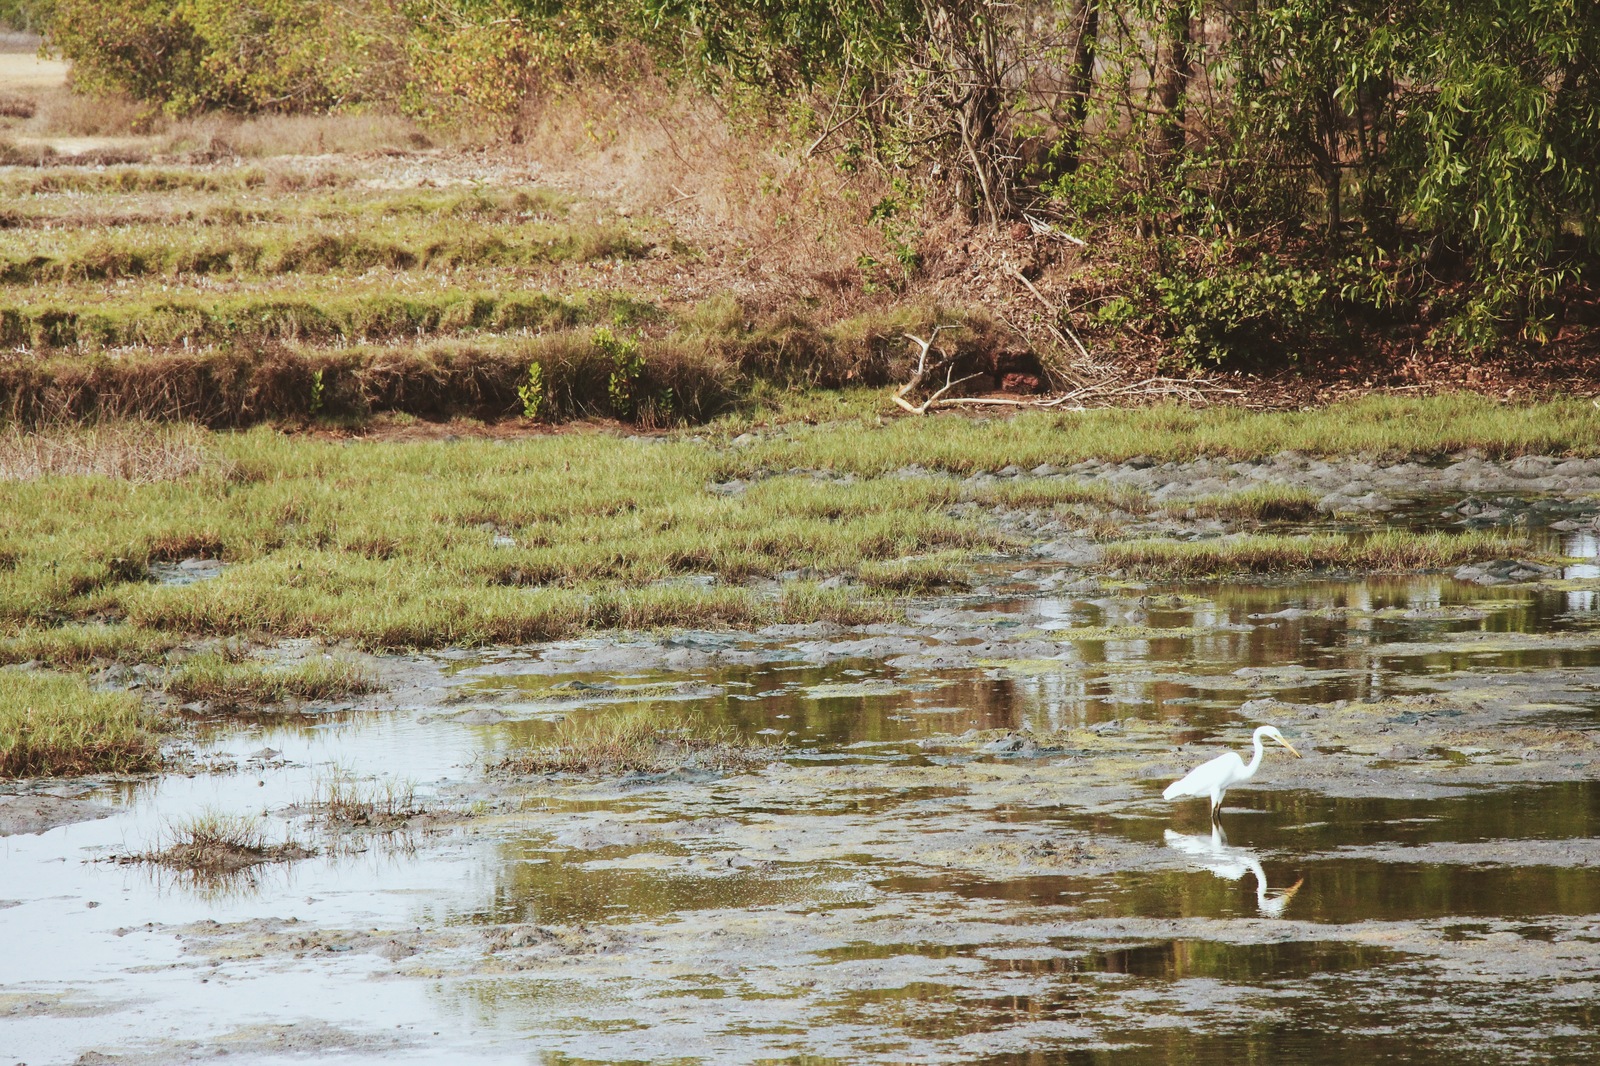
[136,811,312,874]
[489,707,782,776]
[0,670,160,777]
[1097,530,1532,580]
[165,653,376,709]
[856,556,971,593]
[970,478,1148,512]
[316,774,421,829]
[1168,484,1323,522]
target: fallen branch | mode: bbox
[894,328,982,414]
[1023,213,1086,246]
[892,329,1244,416]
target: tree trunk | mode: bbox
[1153,1,1194,166]
[1055,0,1101,173]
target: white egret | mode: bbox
[1164,826,1304,918]
[1162,725,1300,822]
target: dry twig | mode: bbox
[1007,267,1093,366]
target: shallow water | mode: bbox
[5,513,1600,1063]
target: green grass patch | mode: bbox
[0,218,647,284]
[0,670,161,777]
[1165,484,1323,521]
[0,428,965,649]
[1098,530,1531,580]
[0,405,1580,660]
[0,168,293,197]
[165,653,377,708]
[0,287,653,351]
[488,707,780,776]
[0,625,182,666]
[856,556,972,593]
[730,394,1600,473]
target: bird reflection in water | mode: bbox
[1163,825,1304,918]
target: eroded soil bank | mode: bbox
[5,467,1600,1065]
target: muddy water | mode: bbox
[5,519,1600,1063]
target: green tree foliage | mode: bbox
[0,0,53,31]
[32,0,1600,359]
[48,0,400,113]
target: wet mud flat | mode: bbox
[7,487,1600,1063]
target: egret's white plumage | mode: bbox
[1162,725,1300,821]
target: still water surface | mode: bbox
[4,527,1600,1063]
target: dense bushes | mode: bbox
[30,0,1600,365]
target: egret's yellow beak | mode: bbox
[1280,877,1305,904]
[1277,737,1301,758]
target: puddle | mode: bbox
[6,529,1600,1063]
[148,557,227,586]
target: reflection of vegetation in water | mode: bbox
[1096,938,1391,981]
[451,838,853,928]
[488,707,780,776]
[456,575,1600,765]
[473,664,1018,751]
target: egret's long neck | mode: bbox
[1246,858,1269,906]
[1244,730,1267,777]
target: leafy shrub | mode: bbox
[48,0,395,115]
[1153,244,1333,367]
[518,360,546,419]
[597,327,644,419]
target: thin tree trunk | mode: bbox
[1056,0,1101,172]
[1153,1,1194,166]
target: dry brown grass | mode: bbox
[515,71,895,299]
[25,88,147,137]
[316,774,421,828]
[18,86,433,158]
[161,111,437,158]
[0,421,214,482]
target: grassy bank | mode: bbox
[489,708,780,776]
[0,670,160,776]
[1098,530,1531,580]
[0,398,1583,669]
[730,393,1600,473]
[165,653,376,708]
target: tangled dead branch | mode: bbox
[893,327,982,414]
[891,330,1244,415]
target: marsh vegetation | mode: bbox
[3,14,1600,1062]
[0,669,160,776]
[489,707,782,777]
